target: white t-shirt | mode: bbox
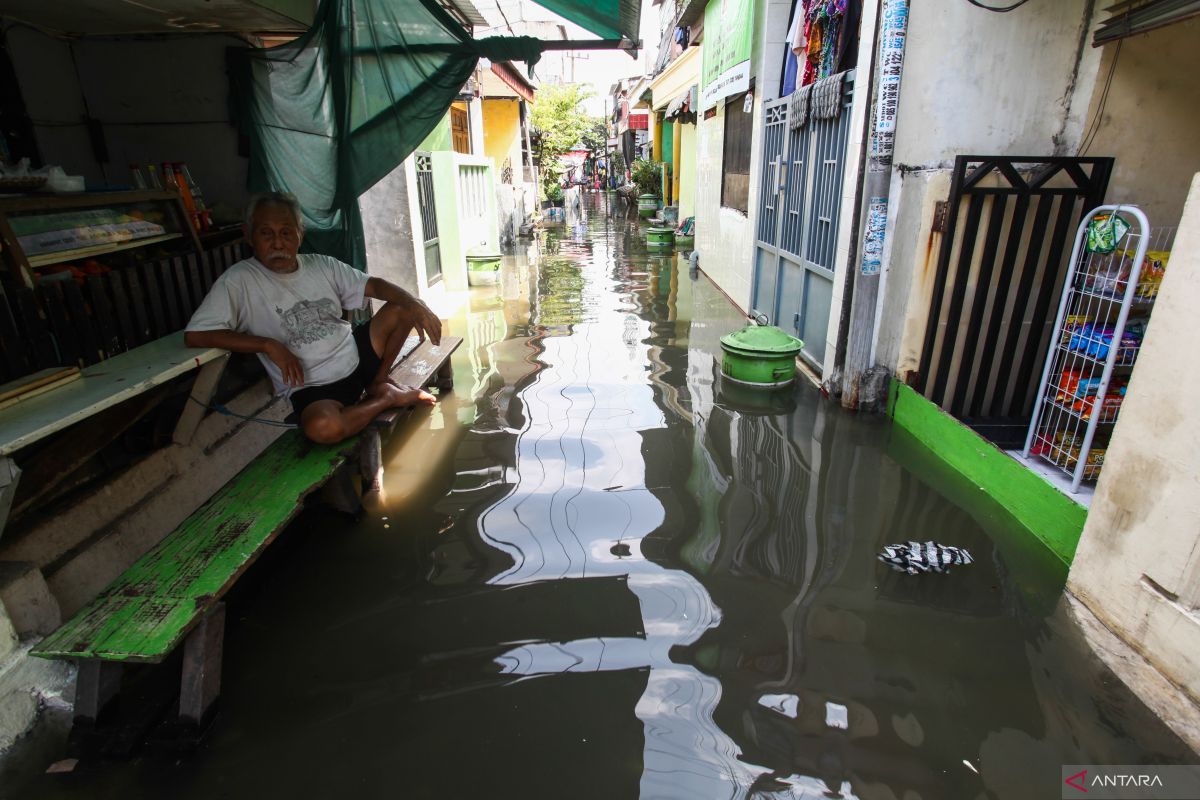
[186,254,370,396]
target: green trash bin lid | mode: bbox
[638,194,659,201]
[465,246,500,262]
[720,324,803,356]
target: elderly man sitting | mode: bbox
[185,192,442,444]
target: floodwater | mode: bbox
[5,195,1192,799]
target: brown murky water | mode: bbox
[4,195,1191,799]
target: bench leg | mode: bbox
[435,360,454,392]
[74,660,122,724]
[180,602,225,726]
[324,463,362,517]
[359,427,384,506]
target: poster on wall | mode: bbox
[700,0,755,111]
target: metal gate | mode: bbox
[916,156,1112,444]
[751,71,855,369]
[415,152,442,285]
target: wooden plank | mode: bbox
[172,257,195,317]
[0,333,224,456]
[139,261,167,339]
[25,234,183,269]
[0,371,81,407]
[0,369,80,411]
[0,296,27,380]
[185,254,206,309]
[62,280,101,366]
[157,260,183,333]
[124,268,153,346]
[0,188,179,214]
[32,430,356,662]
[106,271,139,350]
[199,250,216,294]
[40,283,80,368]
[13,289,58,369]
[375,336,462,425]
[179,603,224,725]
[86,274,122,358]
[171,354,228,446]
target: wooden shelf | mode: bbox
[27,233,184,267]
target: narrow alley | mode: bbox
[4,196,1190,799]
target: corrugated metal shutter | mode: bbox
[1093,0,1200,45]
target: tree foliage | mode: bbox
[529,83,603,200]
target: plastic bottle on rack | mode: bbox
[175,163,209,231]
[168,163,201,231]
[129,164,147,190]
[145,163,163,189]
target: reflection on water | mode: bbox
[8,194,1192,800]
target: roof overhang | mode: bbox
[489,62,536,103]
[649,46,701,111]
[0,0,312,36]
[1093,0,1200,44]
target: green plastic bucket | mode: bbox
[719,324,804,388]
[646,226,675,247]
[637,194,658,218]
[466,250,501,287]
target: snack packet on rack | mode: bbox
[1086,213,1131,254]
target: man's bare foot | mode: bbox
[370,381,436,408]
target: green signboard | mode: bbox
[700,0,755,110]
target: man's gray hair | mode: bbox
[244,191,305,231]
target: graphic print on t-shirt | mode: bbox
[277,298,342,347]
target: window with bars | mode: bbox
[721,92,753,214]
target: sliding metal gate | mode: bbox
[916,156,1112,444]
[751,72,855,369]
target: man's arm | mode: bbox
[184,329,305,387]
[364,277,441,345]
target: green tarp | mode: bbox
[229,0,541,270]
[532,0,642,41]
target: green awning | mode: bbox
[531,0,641,42]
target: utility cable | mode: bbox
[966,0,1033,10]
[187,394,297,428]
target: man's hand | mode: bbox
[404,298,442,346]
[365,277,442,345]
[264,339,304,387]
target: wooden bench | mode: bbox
[30,335,461,735]
[0,333,228,538]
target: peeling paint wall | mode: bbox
[1068,174,1200,704]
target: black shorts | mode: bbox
[289,323,382,417]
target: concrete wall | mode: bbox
[1078,19,1200,227]
[892,0,1097,168]
[359,158,422,298]
[1068,173,1200,703]
[678,123,697,222]
[870,0,1103,378]
[5,28,250,213]
[482,98,521,173]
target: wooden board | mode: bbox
[375,336,462,426]
[31,331,460,664]
[0,366,80,404]
[0,333,224,456]
[31,431,356,663]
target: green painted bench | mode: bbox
[31,335,461,730]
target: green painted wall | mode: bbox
[887,379,1087,565]
[678,124,696,221]
[419,112,453,153]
